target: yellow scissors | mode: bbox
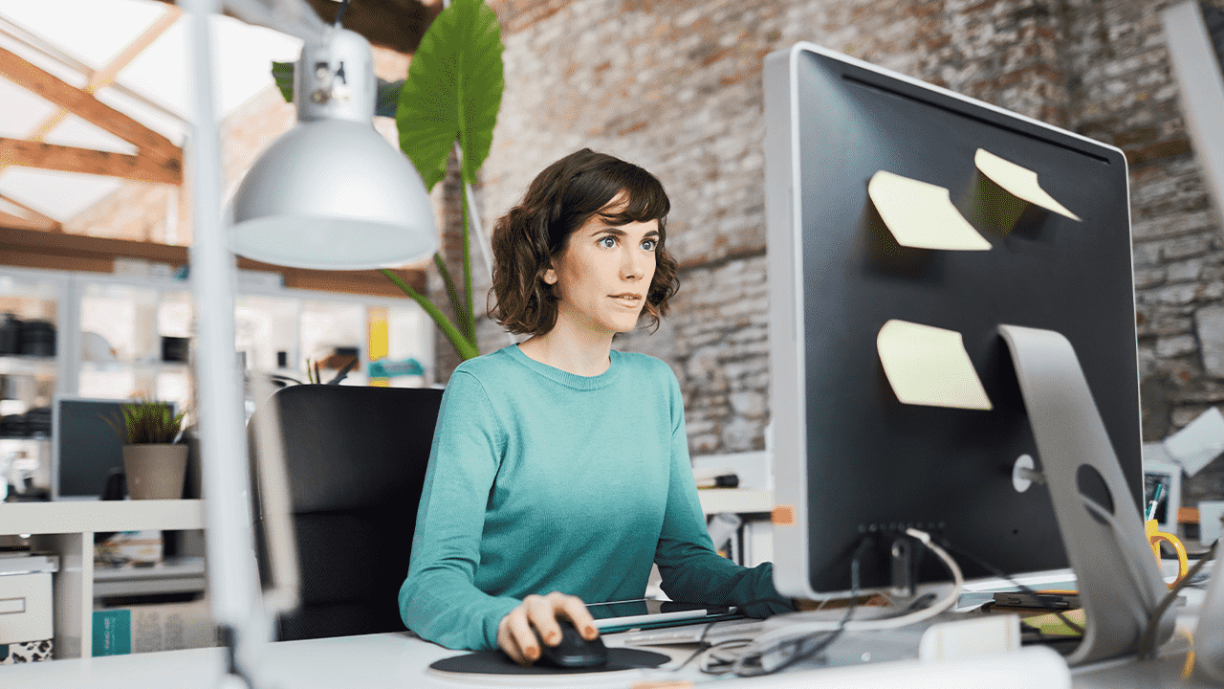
[1145,483,1189,588]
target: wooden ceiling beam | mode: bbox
[0,137,183,185]
[0,193,61,230]
[0,208,59,232]
[0,45,182,172]
[0,225,428,297]
[23,5,182,145]
[148,0,439,55]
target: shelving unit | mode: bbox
[698,488,773,515]
[0,499,205,659]
[93,556,206,598]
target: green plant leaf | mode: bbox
[272,61,295,102]
[116,399,185,444]
[380,269,479,360]
[396,0,505,190]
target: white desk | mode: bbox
[7,592,1223,689]
[0,629,1075,689]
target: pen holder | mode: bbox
[1145,518,1189,589]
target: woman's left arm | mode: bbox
[653,377,795,618]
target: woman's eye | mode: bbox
[641,239,657,251]
[600,237,617,248]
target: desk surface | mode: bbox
[2,592,1216,689]
[1,632,1076,689]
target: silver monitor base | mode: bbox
[999,324,1174,665]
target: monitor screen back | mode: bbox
[53,398,130,500]
[766,45,1140,595]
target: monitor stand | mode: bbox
[998,324,1174,666]
[1194,545,1224,680]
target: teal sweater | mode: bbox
[398,345,792,650]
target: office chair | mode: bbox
[249,384,444,641]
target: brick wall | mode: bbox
[440,0,1224,502]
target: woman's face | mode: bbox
[544,205,660,338]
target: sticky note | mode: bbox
[868,171,992,251]
[974,149,1082,221]
[877,319,993,410]
[1021,608,1086,638]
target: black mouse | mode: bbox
[535,620,608,668]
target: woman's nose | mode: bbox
[621,249,642,280]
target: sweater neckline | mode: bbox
[504,344,624,390]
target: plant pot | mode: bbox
[122,444,188,500]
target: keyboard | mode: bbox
[620,619,767,646]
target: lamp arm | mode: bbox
[186,0,272,685]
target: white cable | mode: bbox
[717,528,964,675]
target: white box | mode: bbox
[1200,501,1224,547]
[0,571,53,644]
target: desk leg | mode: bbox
[31,532,93,659]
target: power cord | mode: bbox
[692,528,962,677]
[935,536,1086,636]
[1138,539,1219,660]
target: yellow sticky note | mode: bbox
[877,319,993,410]
[975,149,1082,221]
[1021,608,1086,638]
[868,171,992,251]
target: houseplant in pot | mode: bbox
[108,400,188,500]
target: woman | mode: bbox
[398,148,793,664]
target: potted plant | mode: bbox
[107,400,188,500]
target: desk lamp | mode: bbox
[182,0,438,686]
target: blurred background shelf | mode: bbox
[93,555,206,598]
[0,354,57,377]
[0,499,206,658]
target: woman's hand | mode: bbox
[496,592,599,665]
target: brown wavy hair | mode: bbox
[489,148,679,336]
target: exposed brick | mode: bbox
[458,0,1224,464]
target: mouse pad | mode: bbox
[429,648,670,675]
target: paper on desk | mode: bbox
[877,319,993,410]
[1162,406,1224,477]
[868,171,991,251]
[974,149,1081,221]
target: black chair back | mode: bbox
[249,384,443,641]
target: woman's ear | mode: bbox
[543,265,557,285]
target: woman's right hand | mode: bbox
[496,592,599,666]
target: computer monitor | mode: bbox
[52,396,155,500]
[762,44,1164,659]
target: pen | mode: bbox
[1146,483,1164,521]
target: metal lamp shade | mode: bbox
[229,118,438,270]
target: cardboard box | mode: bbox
[92,600,216,656]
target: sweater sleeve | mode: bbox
[399,371,521,650]
[654,376,796,618]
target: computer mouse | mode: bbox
[535,619,608,669]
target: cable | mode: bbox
[334,0,351,27]
[700,528,963,677]
[936,536,1085,635]
[1079,495,1163,613]
[754,529,963,639]
[1138,539,1219,660]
